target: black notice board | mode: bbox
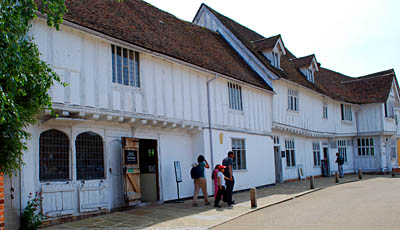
[174,161,182,183]
[125,149,138,164]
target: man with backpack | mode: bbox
[191,155,210,206]
[336,152,344,178]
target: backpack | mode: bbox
[190,165,202,179]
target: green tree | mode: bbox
[0,0,66,175]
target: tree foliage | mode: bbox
[0,0,66,175]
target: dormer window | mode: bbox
[271,51,280,68]
[306,69,314,83]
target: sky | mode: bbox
[144,0,400,78]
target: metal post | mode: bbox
[335,172,339,183]
[358,169,363,180]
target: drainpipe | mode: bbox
[206,74,218,173]
[354,107,361,173]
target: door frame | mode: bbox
[138,138,160,201]
[274,146,283,183]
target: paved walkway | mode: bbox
[43,175,387,230]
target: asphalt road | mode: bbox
[214,177,400,230]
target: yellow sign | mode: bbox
[219,133,224,144]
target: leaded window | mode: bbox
[76,132,105,180]
[228,82,243,111]
[232,138,246,170]
[313,142,321,167]
[111,45,140,87]
[39,129,70,181]
[285,139,296,167]
[357,138,374,156]
[338,140,348,162]
[288,89,299,111]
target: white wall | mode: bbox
[272,80,357,135]
[209,78,272,134]
[210,130,275,190]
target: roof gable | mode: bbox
[251,35,286,55]
[195,4,396,104]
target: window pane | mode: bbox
[370,138,374,146]
[123,48,129,86]
[76,132,105,180]
[116,47,122,84]
[286,150,290,166]
[370,147,374,156]
[111,45,116,83]
[135,52,140,87]
[129,50,134,86]
[362,148,365,155]
[362,139,365,147]
[39,130,70,181]
[357,139,361,146]
[358,148,361,156]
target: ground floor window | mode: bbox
[338,140,348,162]
[76,132,105,180]
[313,142,321,167]
[357,138,374,156]
[39,129,70,181]
[231,138,246,170]
[285,139,296,167]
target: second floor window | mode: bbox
[341,104,352,121]
[288,89,299,111]
[323,103,328,118]
[271,52,280,68]
[111,45,140,87]
[306,69,314,83]
[385,101,395,118]
[228,82,243,111]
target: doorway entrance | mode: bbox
[274,146,282,183]
[323,147,330,176]
[139,139,160,202]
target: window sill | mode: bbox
[112,83,141,92]
[385,117,395,122]
[287,109,299,113]
[285,166,297,169]
[233,169,248,172]
[229,108,244,115]
[341,120,353,125]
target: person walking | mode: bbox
[222,151,235,205]
[212,164,220,199]
[192,155,210,206]
[214,165,227,208]
[336,152,344,178]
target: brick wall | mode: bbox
[0,174,4,230]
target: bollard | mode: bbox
[392,169,395,178]
[335,172,339,183]
[310,176,315,189]
[250,187,257,208]
[358,169,363,180]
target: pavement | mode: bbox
[43,174,388,230]
[214,176,400,230]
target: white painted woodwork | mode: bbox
[78,181,108,212]
[41,184,75,217]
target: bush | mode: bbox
[20,192,44,230]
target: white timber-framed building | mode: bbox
[4,0,399,228]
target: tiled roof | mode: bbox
[201,4,396,104]
[201,4,286,79]
[51,0,272,91]
[251,35,281,51]
[290,55,316,69]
